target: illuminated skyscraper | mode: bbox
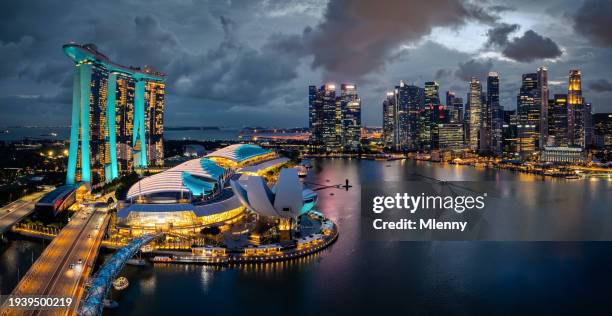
[394,81,423,151]
[309,84,338,149]
[339,84,361,150]
[517,73,539,156]
[382,91,396,149]
[537,67,549,148]
[63,43,166,187]
[446,91,463,124]
[437,123,464,151]
[567,69,585,148]
[422,81,440,150]
[548,94,569,147]
[487,72,503,155]
[467,77,482,151]
[502,110,519,157]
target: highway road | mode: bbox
[1,205,110,316]
[0,190,49,235]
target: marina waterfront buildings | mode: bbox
[63,43,165,187]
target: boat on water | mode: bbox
[152,256,174,263]
[103,299,119,309]
[296,165,307,178]
[40,132,58,137]
[112,277,129,290]
[126,258,146,266]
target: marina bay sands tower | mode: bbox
[63,43,166,187]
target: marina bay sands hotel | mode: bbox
[63,43,165,187]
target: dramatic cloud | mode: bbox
[589,79,612,92]
[434,68,453,80]
[276,0,497,80]
[455,59,493,81]
[1,0,612,127]
[485,23,520,47]
[501,30,563,62]
[573,0,612,46]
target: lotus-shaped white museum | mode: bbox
[230,168,317,219]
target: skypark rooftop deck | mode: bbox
[63,43,165,81]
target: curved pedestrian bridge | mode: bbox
[78,233,163,316]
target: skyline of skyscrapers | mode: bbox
[374,66,599,160]
[63,43,165,187]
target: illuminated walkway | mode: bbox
[1,207,110,316]
[78,233,164,316]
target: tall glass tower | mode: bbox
[567,69,585,148]
[63,43,166,186]
[467,77,482,151]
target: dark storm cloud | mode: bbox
[501,30,563,62]
[455,59,493,81]
[588,79,612,92]
[573,0,612,47]
[485,23,520,47]
[0,36,36,79]
[434,69,453,80]
[167,16,301,105]
[272,0,498,80]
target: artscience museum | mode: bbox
[115,144,317,236]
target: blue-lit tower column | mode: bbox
[133,77,147,168]
[105,72,119,180]
[66,62,93,184]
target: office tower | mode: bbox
[394,81,423,151]
[592,113,612,148]
[446,91,462,124]
[446,91,456,108]
[538,67,549,148]
[382,91,396,149]
[340,84,362,150]
[548,94,569,146]
[308,86,317,130]
[451,97,464,124]
[467,77,482,151]
[517,73,540,157]
[502,110,519,157]
[567,70,584,148]
[309,84,339,150]
[437,123,464,151]
[584,102,593,147]
[487,72,503,155]
[63,43,165,187]
[421,81,440,150]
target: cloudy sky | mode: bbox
[1,0,611,128]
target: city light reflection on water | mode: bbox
[3,159,611,314]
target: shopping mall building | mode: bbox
[116,144,316,236]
